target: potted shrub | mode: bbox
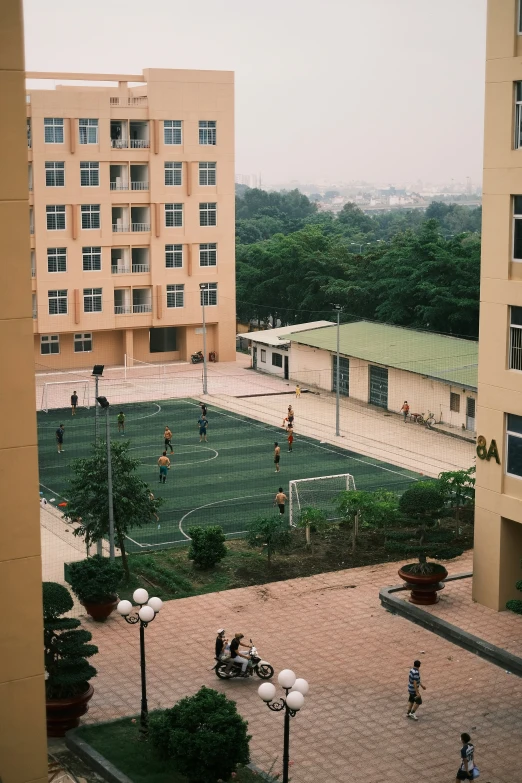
[68,555,123,621]
[385,481,463,605]
[43,582,98,736]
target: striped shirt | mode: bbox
[408,667,420,694]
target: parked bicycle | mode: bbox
[410,411,436,429]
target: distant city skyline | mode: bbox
[24,0,486,184]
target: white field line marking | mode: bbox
[178,492,275,540]
[37,402,162,428]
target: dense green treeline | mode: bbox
[235,189,481,338]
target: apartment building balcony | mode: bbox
[114,287,152,314]
[32,294,37,319]
[31,251,36,278]
[131,247,149,273]
[30,208,34,235]
[27,118,31,149]
[110,120,150,149]
[110,97,147,107]
[111,247,130,274]
[110,164,149,191]
[112,206,150,233]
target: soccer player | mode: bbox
[164,426,174,454]
[287,429,294,452]
[117,411,125,435]
[157,451,171,484]
[198,414,209,442]
[456,733,476,781]
[200,402,208,417]
[406,659,426,720]
[274,442,281,472]
[295,384,301,398]
[56,424,65,453]
[70,391,78,417]
[275,487,287,515]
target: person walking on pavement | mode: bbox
[56,424,65,453]
[400,401,410,422]
[455,733,477,781]
[295,384,301,398]
[406,659,426,720]
[157,451,171,483]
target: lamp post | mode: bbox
[335,307,341,437]
[199,283,208,395]
[258,669,309,783]
[92,366,104,555]
[117,590,163,739]
[96,395,115,560]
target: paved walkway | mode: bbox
[82,552,522,783]
[420,575,522,659]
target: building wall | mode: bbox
[474,0,522,609]
[290,343,477,430]
[29,67,236,367]
[252,341,288,377]
[0,2,48,780]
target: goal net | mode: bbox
[40,380,91,413]
[289,473,356,528]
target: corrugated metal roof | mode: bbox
[286,321,478,390]
[237,321,334,347]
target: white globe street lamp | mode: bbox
[116,587,162,738]
[258,670,309,783]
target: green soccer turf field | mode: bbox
[37,397,420,552]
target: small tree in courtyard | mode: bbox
[385,481,463,574]
[188,525,227,569]
[438,466,475,525]
[149,686,250,783]
[64,440,162,580]
[247,515,292,564]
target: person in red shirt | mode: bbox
[287,429,294,452]
[400,401,410,422]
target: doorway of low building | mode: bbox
[332,356,349,396]
[369,365,388,408]
[466,397,476,431]
[284,355,289,380]
[150,327,177,353]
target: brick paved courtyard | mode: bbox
[81,552,522,783]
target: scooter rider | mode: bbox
[225,633,250,677]
[215,629,226,660]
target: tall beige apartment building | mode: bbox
[475,0,522,609]
[27,68,235,370]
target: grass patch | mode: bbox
[75,717,271,783]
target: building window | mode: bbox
[166,284,184,308]
[46,205,66,231]
[165,162,182,186]
[514,197,522,259]
[200,282,217,306]
[47,247,67,273]
[81,205,101,230]
[509,305,522,370]
[164,120,182,145]
[199,120,216,145]
[272,353,283,368]
[507,413,522,476]
[48,289,67,315]
[199,243,217,267]
[40,335,60,355]
[44,118,64,144]
[199,162,216,186]
[165,244,183,268]
[165,203,183,227]
[83,288,102,313]
[80,161,100,187]
[450,392,461,413]
[519,0,522,35]
[199,202,217,226]
[74,333,92,352]
[79,118,98,145]
[45,161,65,187]
[83,246,101,271]
[260,349,266,363]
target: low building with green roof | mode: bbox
[285,321,478,431]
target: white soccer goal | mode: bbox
[289,473,356,528]
[40,380,91,413]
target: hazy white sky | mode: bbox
[23,0,487,185]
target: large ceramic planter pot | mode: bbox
[46,684,94,737]
[81,595,118,622]
[398,563,448,605]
